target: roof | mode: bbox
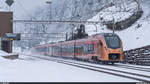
[34,33,119,48]
[0,9,11,12]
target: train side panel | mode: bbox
[32,33,123,64]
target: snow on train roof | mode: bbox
[34,33,113,48]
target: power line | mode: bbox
[12,20,101,24]
[17,33,65,35]
[100,10,139,13]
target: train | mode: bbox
[32,33,123,64]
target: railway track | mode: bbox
[65,56,150,72]
[113,64,150,72]
[19,54,150,82]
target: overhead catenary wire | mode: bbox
[12,20,102,25]
[13,0,142,42]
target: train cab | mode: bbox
[98,33,123,64]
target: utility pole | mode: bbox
[72,27,74,40]
[94,24,97,34]
[45,0,52,43]
[113,17,115,34]
[134,0,141,11]
[66,32,68,41]
[46,0,52,20]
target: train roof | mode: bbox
[34,33,118,48]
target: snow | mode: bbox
[0,54,137,82]
[85,1,150,51]
[0,9,10,12]
[98,2,137,22]
[0,50,9,56]
[0,51,138,82]
[0,50,18,58]
[0,0,150,82]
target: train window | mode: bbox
[83,44,88,54]
[75,45,82,53]
[105,36,120,49]
[49,47,51,52]
[100,41,103,46]
[88,44,94,54]
[69,45,74,53]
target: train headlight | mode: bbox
[105,46,108,51]
[121,47,123,51]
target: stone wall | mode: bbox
[123,45,150,65]
[105,11,143,31]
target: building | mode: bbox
[0,11,13,53]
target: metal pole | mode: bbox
[61,42,62,57]
[49,3,52,20]
[113,17,115,34]
[94,24,97,34]
[46,0,52,20]
[72,25,74,40]
[66,32,68,41]
[10,40,13,53]
[134,0,141,11]
[74,39,76,58]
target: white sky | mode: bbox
[0,0,49,19]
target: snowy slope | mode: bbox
[0,50,10,57]
[85,1,150,51]
[98,1,138,22]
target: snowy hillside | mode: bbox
[85,0,150,51]
[98,1,138,22]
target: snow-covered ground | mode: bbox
[0,50,18,57]
[85,1,150,51]
[0,54,138,82]
[0,50,9,56]
[1,0,150,82]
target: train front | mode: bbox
[101,33,123,64]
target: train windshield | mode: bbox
[105,35,120,49]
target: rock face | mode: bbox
[105,11,143,31]
[123,45,150,65]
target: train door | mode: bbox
[75,46,82,56]
[96,41,101,59]
[100,40,104,60]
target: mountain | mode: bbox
[1,0,147,52]
[85,0,150,50]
